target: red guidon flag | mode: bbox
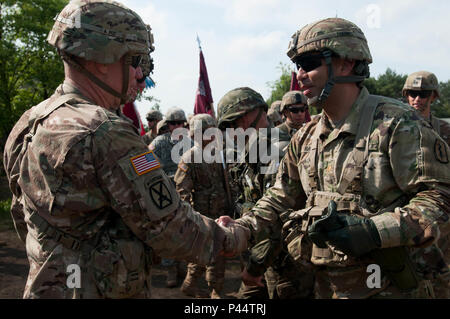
[123,102,146,136]
[290,71,311,122]
[194,45,215,118]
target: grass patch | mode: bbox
[0,198,14,230]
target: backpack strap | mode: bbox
[337,95,381,195]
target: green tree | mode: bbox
[433,80,450,118]
[0,0,68,174]
[363,68,407,99]
[266,63,293,106]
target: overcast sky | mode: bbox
[119,0,450,121]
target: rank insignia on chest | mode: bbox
[130,151,161,175]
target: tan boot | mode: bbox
[181,272,199,297]
[208,280,224,299]
[166,265,178,288]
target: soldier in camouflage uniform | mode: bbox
[403,71,450,298]
[149,107,190,287]
[217,87,314,299]
[2,0,250,299]
[267,101,283,127]
[150,107,188,179]
[278,91,308,138]
[219,18,450,299]
[142,110,163,145]
[175,114,229,298]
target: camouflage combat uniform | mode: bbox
[236,18,450,299]
[175,149,229,297]
[403,71,450,298]
[2,0,243,299]
[150,133,181,178]
[218,88,315,299]
[142,110,162,145]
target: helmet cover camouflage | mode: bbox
[217,87,268,130]
[402,71,440,98]
[267,107,282,123]
[146,109,163,121]
[280,91,308,112]
[165,107,187,122]
[189,114,216,136]
[270,100,282,113]
[47,0,154,64]
[287,18,372,63]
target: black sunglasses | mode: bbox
[288,106,307,114]
[131,55,142,69]
[293,54,324,72]
[407,90,432,99]
[167,121,185,126]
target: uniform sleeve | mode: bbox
[174,159,193,204]
[238,134,307,245]
[371,117,450,248]
[91,119,223,265]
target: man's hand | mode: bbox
[308,200,381,257]
[215,216,250,257]
[241,268,265,287]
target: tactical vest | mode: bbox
[283,96,424,295]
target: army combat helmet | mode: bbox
[47,0,155,104]
[287,18,372,105]
[189,113,217,137]
[146,109,163,122]
[165,107,187,122]
[280,91,308,112]
[267,101,282,124]
[217,87,268,130]
[402,71,440,98]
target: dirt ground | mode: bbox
[0,228,243,299]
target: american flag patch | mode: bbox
[130,151,161,175]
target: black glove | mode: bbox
[308,200,381,257]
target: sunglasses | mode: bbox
[167,121,185,126]
[131,55,142,69]
[407,90,432,99]
[293,54,324,72]
[288,106,307,114]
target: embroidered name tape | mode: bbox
[130,151,161,175]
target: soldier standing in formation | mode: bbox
[267,100,283,127]
[175,114,230,298]
[403,71,450,298]
[278,90,309,138]
[217,87,314,299]
[219,17,450,299]
[142,110,163,145]
[2,0,249,299]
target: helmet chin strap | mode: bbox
[308,50,368,107]
[62,52,130,105]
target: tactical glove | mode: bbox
[308,200,381,257]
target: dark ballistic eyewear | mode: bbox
[131,55,142,69]
[288,106,307,114]
[293,54,324,72]
[167,121,185,126]
[407,90,432,99]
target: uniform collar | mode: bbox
[319,87,369,146]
